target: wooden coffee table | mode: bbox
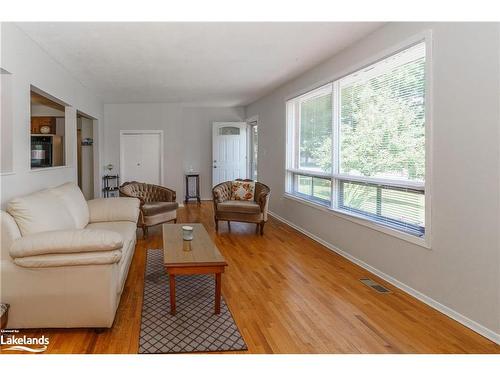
[163,223,227,315]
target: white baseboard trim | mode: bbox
[268,210,500,345]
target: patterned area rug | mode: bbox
[139,249,247,354]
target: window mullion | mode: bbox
[376,187,382,216]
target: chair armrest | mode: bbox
[10,229,123,258]
[88,197,140,223]
[13,250,122,268]
[212,182,232,204]
[153,185,176,202]
[256,191,270,212]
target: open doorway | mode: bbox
[77,112,95,200]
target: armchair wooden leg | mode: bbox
[143,226,148,239]
[260,221,265,235]
[174,218,177,223]
[215,218,219,231]
[227,221,231,231]
[255,223,259,234]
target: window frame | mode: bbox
[285,32,432,248]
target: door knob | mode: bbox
[213,166,217,168]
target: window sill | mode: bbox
[30,165,69,173]
[283,193,431,249]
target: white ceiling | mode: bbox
[17,22,383,106]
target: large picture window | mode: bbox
[286,41,427,239]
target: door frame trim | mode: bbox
[245,115,259,180]
[119,130,164,186]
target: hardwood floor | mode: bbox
[7,202,499,354]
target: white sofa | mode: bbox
[0,182,140,329]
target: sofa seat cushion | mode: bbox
[86,222,136,251]
[86,221,136,266]
[217,200,260,214]
[7,189,76,236]
[86,221,137,294]
[142,202,179,216]
[10,229,123,258]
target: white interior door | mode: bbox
[212,122,247,186]
[120,131,162,185]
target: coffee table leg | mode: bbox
[169,274,176,315]
[215,273,221,314]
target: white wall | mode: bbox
[246,22,500,341]
[31,104,65,117]
[0,23,104,207]
[103,104,245,202]
[0,71,13,173]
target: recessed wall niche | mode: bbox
[30,88,66,169]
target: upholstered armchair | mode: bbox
[212,179,270,235]
[119,181,178,237]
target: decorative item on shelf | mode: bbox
[81,137,93,146]
[105,163,114,173]
[182,225,194,241]
[40,125,51,134]
[102,173,120,198]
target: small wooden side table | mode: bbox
[184,173,201,204]
[103,174,120,198]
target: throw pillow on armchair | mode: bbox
[230,180,255,201]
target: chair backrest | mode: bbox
[119,181,175,203]
[234,179,270,202]
[215,179,270,203]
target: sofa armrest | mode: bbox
[88,197,140,223]
[10,229,123,258]
[13,250,122,268]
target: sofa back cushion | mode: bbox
[51,182,89,229]
[6,188,77,236]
